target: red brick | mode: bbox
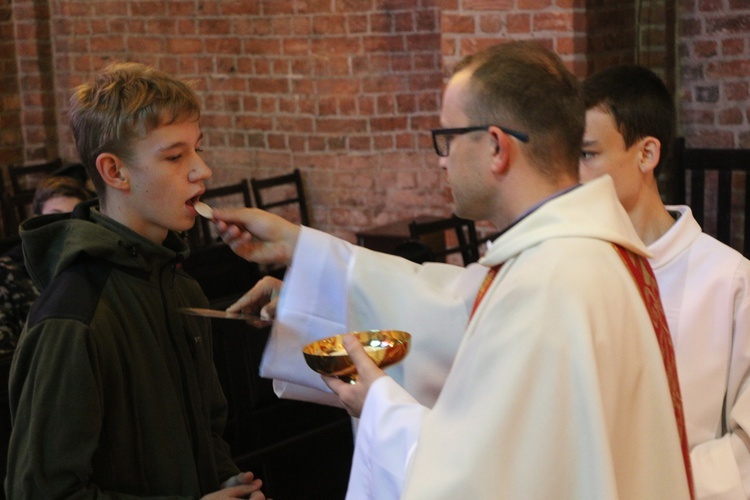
[707,59,750,78]
[199,18,233,35]
[349,135,372,150]
[292,17,312,35]
[262,0,295,15]
[317,117,368,133]
[313,15,347,35]
[533,12,575,31]
[416,10,439,32]
[364,35,405,52]
[340,96,358,115]
[317,79,360,96]
[144,19,178,34]
[376,95,395,114]
[374,134,395,149]
[348,14,368,34]
[296,0,332,14]
[464,0,514,9]
[722,38,745,55]
[127,36,164,53]
[311,37,361,55]
[370,12,394,33]
[130,1,166,16]
[370,116,407,133]
[479,13,504,33]
[693,40,718,58]
[719,107,744,124]
[168,2,200,16]
[220,0,261,16]
[89,35,126,53]
[267,134,287,150]
[442,14,475,33]
[271,17,293,36]
[507,14,531,33]
[396,94,417,113]
[406,33,441,51]
[394,12,415,32]
[92,1,129,16]
[338,0,373,12]
[725,82,749,100]
[247,38,283,54]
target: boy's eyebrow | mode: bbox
[159,132,204,151]
[581,139,597,148]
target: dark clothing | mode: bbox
[0,244,38,353]
[7,203,239,498]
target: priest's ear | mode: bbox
[96,153,130,192]
[638,137,661,175]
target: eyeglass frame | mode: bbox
[431,125,529,157]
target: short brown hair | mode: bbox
[68,62,201,205]
[454,41,585,181]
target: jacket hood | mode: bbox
[20,201,191,290]
[481,175,649,267]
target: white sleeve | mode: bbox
[345,376,428,500]
[691,258,750,500]
[260,225,486,408]
[259,227,354,395]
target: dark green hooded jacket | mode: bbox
[6,202,239,499]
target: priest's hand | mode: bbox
[212,207,300,266]
[201,471,265,499]
[227,276,282,321]
[323,334,387,418]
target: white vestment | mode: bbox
[653,205,750,499]
[260,176,691,499]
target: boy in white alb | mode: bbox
[580,64,750,499]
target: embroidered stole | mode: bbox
[613,244,695,499]
[472,251,695,499]
[470,264,502,319]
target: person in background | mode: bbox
[580,64,750,499]
[213,41,693,499]
[0,175,93,353]
[6,62,264,499]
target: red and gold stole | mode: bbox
[470,264,502,319]
[613,244,695,499]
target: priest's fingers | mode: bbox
[213,207,300,265]
[201,477,264,499]
[323,335,387,418]
[227,276,282,320]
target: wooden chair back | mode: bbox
[670,137,750,256]
[8,159,63,195]
[251,169,310,226]
[408,214,480,266]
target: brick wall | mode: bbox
[439,0,589,76]
[3,0,749,241]
[0,0,23,170]
[679,0,750,148]
[51,0,447,241]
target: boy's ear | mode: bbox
[96,153,130,192]
[638,137,661,174]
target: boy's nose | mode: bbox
[189,158,212,183]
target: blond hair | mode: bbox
[68,62,200,204]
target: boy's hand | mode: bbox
[202,471,265,499]
[212,208,300,266]
[323,335,388,418]
[227,276,282,320]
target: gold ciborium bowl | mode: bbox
[302,330,411,383]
